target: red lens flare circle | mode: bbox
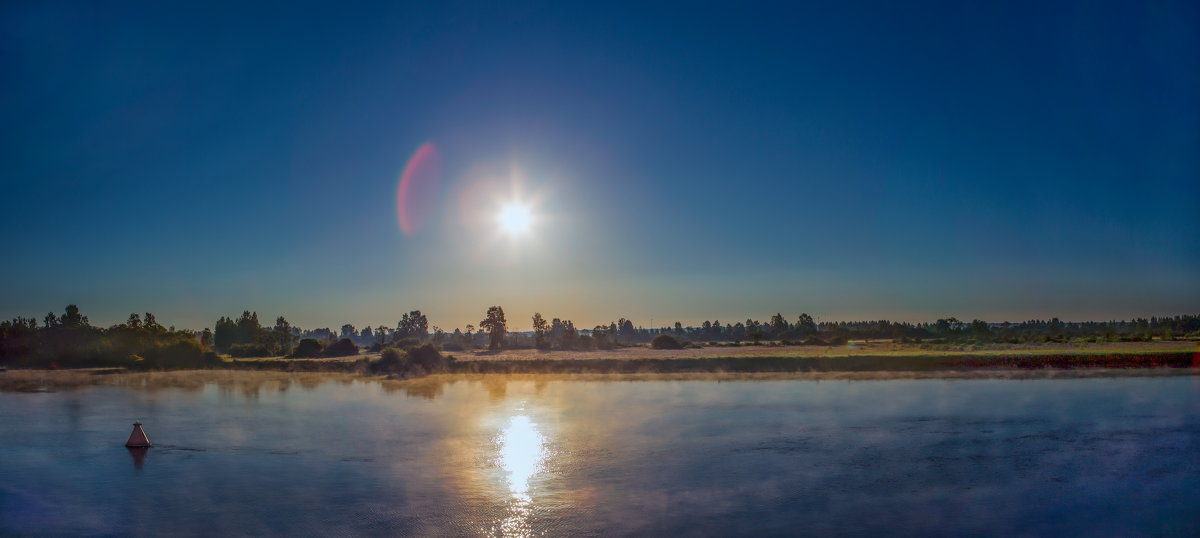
[396,142,441,235]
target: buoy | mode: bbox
[125,421,152,448]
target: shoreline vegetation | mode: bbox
[2,366,1199,394]
[1,305,1197,388]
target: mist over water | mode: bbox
[1,374,1198,536]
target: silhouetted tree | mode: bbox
[532,313,549,349]
[480,306,507,351]
[396,310,429,340]
[770,313,788,335]
[60,304,88,329]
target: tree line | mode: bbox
[2,304,1197,369]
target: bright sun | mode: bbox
[499,203,533,236]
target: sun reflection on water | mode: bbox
[495,412,547,537]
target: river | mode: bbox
[1,373,1197,536]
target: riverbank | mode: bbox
[2,341,1195,391]
[3,361,1199,393]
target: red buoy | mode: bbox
[125,421,152,448]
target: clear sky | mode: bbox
[2,1,1197,331]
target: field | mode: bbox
[451,339,1196,361]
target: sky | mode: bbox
[2,1,1197,331]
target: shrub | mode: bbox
[369,344,451,376]
[407,344,449,372]
[290,338,325,358]
[651,334,684,350]
[393,337,420,350]
[324,338,359,357]
[227,343,270,358]
[370,347,408,374]
[138,339,221,369]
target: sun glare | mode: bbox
[499,203,533,236]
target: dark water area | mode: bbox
[1,375,1198,536]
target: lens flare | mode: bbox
[396,142,441,235]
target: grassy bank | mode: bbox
[2,345,1196,393]
[4,366,1200,394]
[447,351,1198,374]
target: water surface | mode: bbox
[1,374,1198,536]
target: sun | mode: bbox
[499,203,533,236]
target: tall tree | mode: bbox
[479,306,507,351]
[144,312,164,333]
[770,313,788,336]
[235,311,262,345]
[272,316,297,354]
[796,314,817,337]
[60,305,89,329]
[397,310,429,340]
[214,316,237,352]
[532,312,548,349]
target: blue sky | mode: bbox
[2,1,1197,331]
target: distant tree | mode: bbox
[271,316,297,355]
[674,321,684,335]
[214,316,236,352]
[619,319,636,342]
[591,325,609,348]
[396,310,429,340]
[560,320,579,349]
[43,312,59,329]
[970,319,991,340]
[532,313,549,349]
[143,312,164,333]
[200,328,213,348]
[235,311,262,345]
[126,313,142,330]
[60,305,89,329]
[796,314,817,337]
[359,326,373,341]
[341,324,356,339]
[745,318,760,336]
[770,313,788,336]
[749,329,764,344]
[479,306,507,351]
